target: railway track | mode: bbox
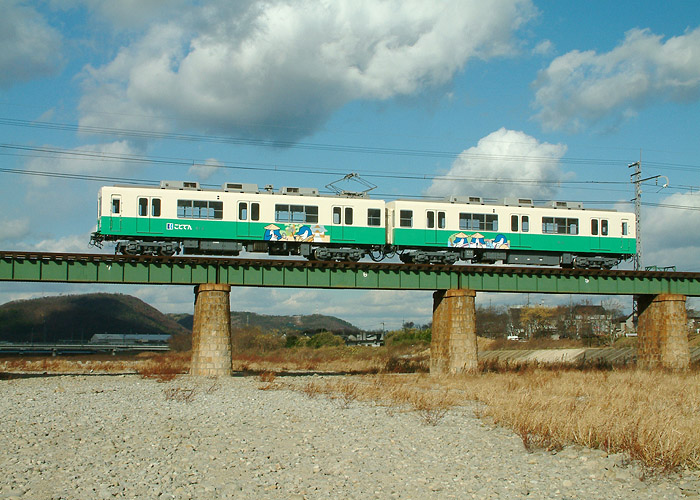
[1,250,696,279]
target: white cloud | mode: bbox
[642,192,700,271]
[23,141,143,188]
[188,158,220,181]
[532,39,553,56]
[78,0,536,141]
[426,128,567,200]
[0,1,63,88]
[0,218,30,242]
[533,27,700,131]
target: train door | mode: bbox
[237,201,260,238]
[509,214,530,248]
[136,197,162,234]
[590,218,609,251]
[332,206,355,241]
[110,195,122,232]
[425,210,446,245]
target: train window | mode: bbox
[367,208,381,226]
[460,213,497,231]
[333,207,341,224]
[400,210,413,228]
[177,199,223,219]
[152,199,161,217]
[276,204,290,222]
[138,198,148,216]
[522,216,529,232]
[438,211,446,229]
[111,197,120,214]
[306,206,318,223]
[239,202,248,221]
[591,219,598,236]
[290,205,305,223]
[345,207,353,225]
[601,219,608,236]
[194,200,208,218]
[251,203,260,221]
[427,211,435,229]
[511,215,518,232]
[542,217,578,234]
[622,221,628,236]
[276,204,317,223]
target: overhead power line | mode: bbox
[3,117,698,171]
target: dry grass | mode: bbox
[136,352,190,381]
[0,352,192,378]
[288,369,700,471]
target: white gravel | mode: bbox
[1,374,698,499]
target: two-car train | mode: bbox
[89,180,636,269]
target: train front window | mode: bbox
[622,221,628,235]
[111,197,120,215]
[151,199,161,217]
[399,210,413,228]
[138,198,148,216]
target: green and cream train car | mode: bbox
[90,181,636,269]
[386,196,635,268]
[90,181,387,261]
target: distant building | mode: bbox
[89,333,171,345]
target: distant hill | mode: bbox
[0,293,189,343]
[169,311,360,335]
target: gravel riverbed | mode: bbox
[1,374,698,499]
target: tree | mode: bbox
[476,305,509,338]
[520,305,556,339]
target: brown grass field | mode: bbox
[1,347,698,472]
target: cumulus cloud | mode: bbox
[188,158,220,181]
[426,128,567,200]
[0,1,63,88]
[642,192,700,271]
[78,0,535,141]
[533,27,700,131]
[0,218,30,242]
[23,141,143,188]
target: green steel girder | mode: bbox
[2,252,700,295]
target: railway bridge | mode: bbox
[1,251,697,375]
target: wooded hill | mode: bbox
[169,311,360,336]
[0,293,189,343]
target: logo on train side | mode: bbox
[166,223,192,230]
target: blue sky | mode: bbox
[1,0,700,330]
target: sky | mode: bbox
[1,0,700,330]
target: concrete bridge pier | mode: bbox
[430,289,478,376]
[191,283,233,377]
[637,294,690,371]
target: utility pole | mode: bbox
[628,159,642,271]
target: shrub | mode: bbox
[306,331,345,349]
